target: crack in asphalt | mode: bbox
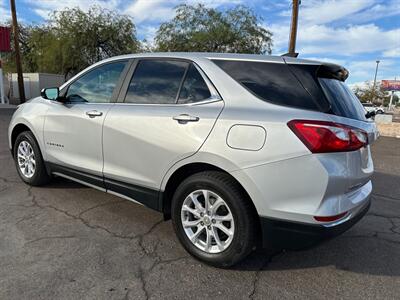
[15,212,41,225]
[24,186,159,241]
[342,212,400,245]
[372,193,400,202]
[0,175,21,184]
[248,258,269,299]
[20,186,192,300]
[133,220,189,300]
[24,235,78,246]
[8,185,400,299]
[77,199,126,218]
[249,251,284,299]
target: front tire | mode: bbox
[171,171,257,267]
[14,131,50,186]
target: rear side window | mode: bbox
[319,78,366,121]
[178,64,211,104]
[288,64,367,121]
[125,60,188,104]
[212,59,322,111]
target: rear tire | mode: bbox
[171,171,256,267]
[14,131,50,186]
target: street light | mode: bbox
[371,60,380,103]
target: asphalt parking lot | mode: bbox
[1,108,399,299]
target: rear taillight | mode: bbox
[288,120,368,153]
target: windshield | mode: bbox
[319,78,367,121]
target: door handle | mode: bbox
[173,114,200,124]
[86,110,103,118]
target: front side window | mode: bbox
[125,60,188,104]
[66,61,127,103]
[178,64,211,104]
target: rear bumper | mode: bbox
[259,199,370,250]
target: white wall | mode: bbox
[10,73,65,104]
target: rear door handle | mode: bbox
[86,110,103,118]
[173,114,200,123]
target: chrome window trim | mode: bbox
[113,96,222,107]
[118,57,223,106]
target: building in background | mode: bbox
[9,73,65,104]
[382,80,400,110]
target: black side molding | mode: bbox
[47,162,105,189]
[46,162,162,212]
[104,178,160,211]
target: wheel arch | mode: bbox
[160,162,260,237]
[10,123,35,156]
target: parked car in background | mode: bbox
[363,103,385,114]
[8,53,378,267]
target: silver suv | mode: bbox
[8,53,378,267]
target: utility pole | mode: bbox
[288,0,300,57]
[10,0,25,103]
[0,59,5,104]
[371,60,380,104]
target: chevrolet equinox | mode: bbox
[8,53,378,267]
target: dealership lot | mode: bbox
[0,108,399,299]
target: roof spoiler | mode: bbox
[317,63,349,82]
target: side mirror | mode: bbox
[41,87,60,101]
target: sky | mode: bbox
[0,0,399,87]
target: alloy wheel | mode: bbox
[181,189,235,253]
[17,140,36,178]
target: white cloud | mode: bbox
[125,0,175,24]
[269,21,400,58]
[345,59,398,84]
[383,48,400,58]
[300,0,375,25]
[124,0,245,40]
[278,0,375,25]
[138,24,158,42]
[278,0,400,26]
[24,0,122,19]
[298,24,400,56]
[342,0,400,24]
[0,0,10,23]
[125,0,243,24]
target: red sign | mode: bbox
[0,26,11,52]
[381,80,400,91]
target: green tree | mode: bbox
[2,22,39,74]
[353,81,388,105]
[154,4,272,54]
[3,6,140,78]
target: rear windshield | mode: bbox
[318,78,366,121]
[213,59,367,121]
[212,59,328,112]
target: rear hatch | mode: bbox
[284,58,378,192]
[212,57,378,197]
